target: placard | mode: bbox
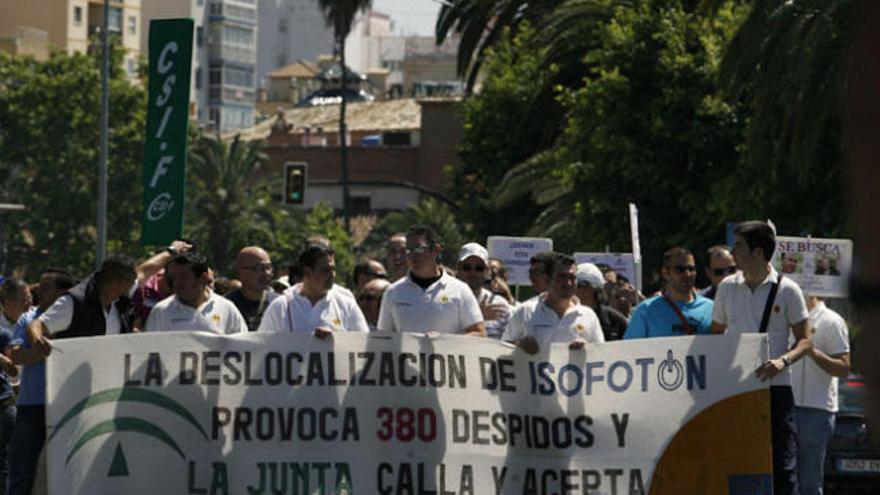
[487,236,553,285]
[772,236,853,297]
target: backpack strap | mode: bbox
[758,273,782,334]
[662,294,694,335]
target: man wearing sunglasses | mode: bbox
[456,243,511,339]
[700,244,737,300]
[624,247,714,339]
[377,225,486,336]
[357,278,390,332]
[226,246,279,332]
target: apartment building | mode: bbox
[0,0,141,77]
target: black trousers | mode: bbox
[770,385,800,495]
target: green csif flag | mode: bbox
[141,19,193,246]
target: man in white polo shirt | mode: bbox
[500,252,555,342]
[456,242,511,339]
[259,244,369,336]
[377,225,485,336]
[145,253,247,334]
[507,253,603,353]
[711,220,812,495]
[792,295,851,495]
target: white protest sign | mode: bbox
[487,236,553,285]
[47,332,772,494]
[574,252,636,284]
[772,236,853,297]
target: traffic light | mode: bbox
[284,162,307,205]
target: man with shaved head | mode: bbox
[225,246,278,332]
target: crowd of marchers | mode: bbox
[0,220,849,495]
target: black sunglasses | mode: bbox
[670,265,697,274]
[460,263,485,273]
[712,266,738,277]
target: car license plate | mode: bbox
[838,458,880,473]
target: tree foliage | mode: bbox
[0,47,148,276]
[454,0,850,290]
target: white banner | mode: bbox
[772,236,853,297]
[487,236,553,285]
[47,333,772,495]
[573,252,636,285]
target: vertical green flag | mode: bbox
[141,19,193,246]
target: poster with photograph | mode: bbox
[772,236,853,297]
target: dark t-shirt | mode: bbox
[225,289,279,332]
[598,304,629,341]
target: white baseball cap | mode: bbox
[576,263,605,289]
[458,242,489,264]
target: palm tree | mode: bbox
[316,0,373,232]
[186,133,271,271]
[713,0,860,182]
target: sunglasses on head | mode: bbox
[712,266,738,277]
[670,265,697,274]
[460,263,485,273]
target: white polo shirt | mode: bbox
[284,283,356,302]
[145,291,247,334]
[507,299,604,346]
[712,266,809,386]
[39,294,123,336]
[258,285,368,334]
[377,271,483,334]
[476,287,512,339]
[792,301,850,412]
[501,293,542,342]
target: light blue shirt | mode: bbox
[11,307,45,406]
[624,294,714,339]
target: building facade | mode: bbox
[142,0,256,131]
[0,0,142,78]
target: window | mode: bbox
[278,18,288,33]
[73,6,83,26]
[195,68,202,89]
[223,26,254,47]
[107,7,122,33]
[197,0,204,5]
[209,68,221,85]
[197,26,204,47]
[127,16,137,36]
[127,58,137,76]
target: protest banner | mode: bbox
[772,236,853,297]
[573,252,636,284]
[141,19,193,245]
[47,332,771,494]
[487,236,553,286]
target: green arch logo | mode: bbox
[50,387,208,465]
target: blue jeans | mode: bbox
[796,406,835,495]
[8,405,44,495]
[0,402,16,495]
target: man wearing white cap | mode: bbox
[456,242,512,339]
[506,253,603,353]
[576,263,629,341]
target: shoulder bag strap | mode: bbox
[661,294,694,335]
[758,273,782,334]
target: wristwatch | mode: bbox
[781,355,792,367]
[165,245,179,257]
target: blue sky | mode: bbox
[371,0,443,36]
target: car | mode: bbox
[824,376,880,495]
